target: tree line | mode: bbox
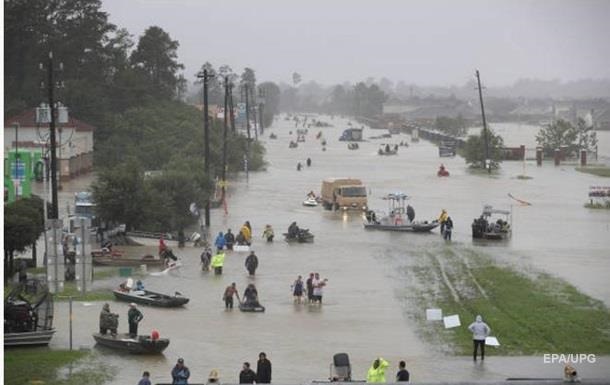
[4,0,270,236]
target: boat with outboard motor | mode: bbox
[364,193,439,232]
[472,205,512,240]
[93,333,170,354]
[303,197,318,207]
[283,229,315,243]
[239,303,266,312]
[113,288,189,307]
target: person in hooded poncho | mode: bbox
[468,314,491,361]
[366,357,389,383]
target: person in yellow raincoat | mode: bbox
[366,357,389,383]
[438,209,449,235]
[211,251,225,275]
[240,223,252,245]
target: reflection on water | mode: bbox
[50,115,610,384]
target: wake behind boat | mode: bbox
[93,333,169,354]
[364,193,439,232]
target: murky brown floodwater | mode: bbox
[48,114,610,383]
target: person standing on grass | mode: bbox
[468,315,491,361]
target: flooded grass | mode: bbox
[406,247,610,355]
[4,348,113,385]
[584,201,610,209]
[55,282,114,302]
[576,166,610,177]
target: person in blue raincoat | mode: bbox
[214,232,226,251]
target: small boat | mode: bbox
[347,142,359,150]
[303,197,318,207]
[4,330,56,346]
[283,230,314,243]
[269,133,277,139]
[378,145,398,156]
[113,289,189,307]
[93,254,165,267]
[297,135,306,143]
[239,303,266,312]
[289,141,298,148]
[5,279,55,347]
[364,193,440,233]
[472,205,512,240]
[93,333,170,354]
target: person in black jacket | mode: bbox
[396,360,410,382]
[256,352,272,383]
[224,229,235,251]
[245,252,259,276]
[239,362,257,384]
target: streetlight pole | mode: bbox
[222,76,229,201]
[13,123,19,199]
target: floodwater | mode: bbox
[49,114,610,383]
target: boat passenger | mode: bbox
[406,205,415,223]
[438,209,449,234]
[236,231,247,245]
[385,144,390,153]
[307,190,316,198]
[128,303,144,338]
[158,236,167,256]
[99,303,118,336]
[240,223,252,245]
[306,157,312,167]
[287,222,300,239]
[135,280,145,291]
[207,369,220,385]
[243,284,260,308]
[297,162,302,171]
[239,362,257,384]
[366,358,389,383]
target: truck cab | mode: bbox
[320,178,368,211]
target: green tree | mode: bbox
[91,159,148,231]
[240,67,256,90]
[292,72,302,87]
[435,115,467,137]
[4,196,46,277]
[258,82,281,128]
[576,117,598,152]
[195,62,223,105]
[130,26,184,100]
[462,128,505,169]
[536,119,578,156]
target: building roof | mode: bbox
[4,108,95,132]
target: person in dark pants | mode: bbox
[223,282,240,309]
[468,315,491,361]
[444,217,453,241]
[396,361,410,382]
[245,251,259,276]
[127,303,143,338]
[224,229,235,251]
[306,272,314,303]
[239,362,257,384]
[257,352,272,383]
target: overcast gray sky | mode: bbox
[101,0,610,87]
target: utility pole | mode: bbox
[244,83,252,143]
[197,69,214,228]
[46,52,60,218]
[222,76,229,201]
[13,123,20,199]
[258,87,265,135]
[229,83,236,134]
[476,69,490,174]
[251,87,259,141]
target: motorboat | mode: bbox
[347,142,359,150]
[113,289,189,308]
[4,279,55,347]
[378,145,398,156]
[93,254,165,267]
[364,193,439,232]
[472,205,512,240]
[93,333,169,354]
[303,197,318,207]
[289,141,298,148]
[283,229,314,243]
[269,133,277,139]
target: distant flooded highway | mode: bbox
[51,115,610,383]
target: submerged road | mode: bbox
[51,114,610,384]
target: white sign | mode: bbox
[485,336,500,346]
[426,308,443,321]
[443,314,461,329]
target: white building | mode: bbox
[4,108,94,180]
